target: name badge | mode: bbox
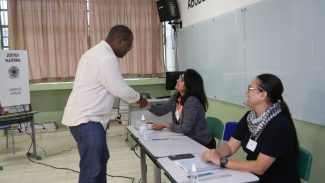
[246,139,257,152]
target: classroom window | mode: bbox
[0,0,9,50]
[163,23,177,71]
[86,0,90,35]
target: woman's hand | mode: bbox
[202,149,221,165]
[152,123,170,130]
[146,102,152,110]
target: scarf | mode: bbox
[247,101,282,139]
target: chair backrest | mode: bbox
[205,117,224,142]
[222,122,238,141]
[298,147,313,183]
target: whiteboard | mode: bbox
[177,0,325,126]
[177,10,246,105]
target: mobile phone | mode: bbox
[168,153,194,160]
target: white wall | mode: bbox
[177,0,261,27]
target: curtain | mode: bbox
[8,0,88,82]
[89,0,164,77]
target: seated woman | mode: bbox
[146,69,216,149]
[202,73,300,182]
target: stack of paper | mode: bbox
[147,128,183,139]
[175,155,219,173]
[119,100,129,125]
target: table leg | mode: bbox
[140,147,147,183]
[26,117,41,160]
[153,163,161,183]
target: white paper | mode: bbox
[175,155,219,173]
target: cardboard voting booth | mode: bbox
[0,50,30,114]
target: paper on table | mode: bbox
[147,128,183,139]
[175,155,219,173]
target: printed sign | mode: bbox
[0,50,30,107]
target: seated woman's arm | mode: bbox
[151,96,200,132]
[216,137,241,157]
[202,137,275,175]
[226,153,275,175]
[202,137,241,162]
[169,96,201,134]
[147,96,175,116]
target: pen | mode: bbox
[151,138,170,141]
[198,172,214,177]
[187,172,213,178]
[176,162,189,173]
[151,138,180,141]
[195,173,231,181]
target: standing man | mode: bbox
[62,25,147,183]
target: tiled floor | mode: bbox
[0,124,171,183]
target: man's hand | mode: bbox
[136,96,148,108]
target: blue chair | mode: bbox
[0,125,15,154]
[298,147,313,183]
[205,117,224,147]
[222,122,237,142]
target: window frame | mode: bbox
[0,0,9,50]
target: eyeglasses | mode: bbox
[247,84,263,92]
[178,74,184,82]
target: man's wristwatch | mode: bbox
[220,157,228,168]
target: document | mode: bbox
[175,155,219,173]
[147,128,183,139]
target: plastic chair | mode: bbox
[205,117,224,146]
[0,125,15,154]
[222,122,238,142]
[298,147,313,183]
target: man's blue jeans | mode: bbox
[70,121,109,183]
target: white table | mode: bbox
[127,126,183,139]
[0,111,40,170]
[157,156,259,183]
[126,126,208,183]
[138,135,207,157]
[128,98,171,126]
[0,111,40,159]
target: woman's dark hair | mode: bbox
[257,73,299,158]
[176,69,208,111]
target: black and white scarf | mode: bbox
[247,101,282,139]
